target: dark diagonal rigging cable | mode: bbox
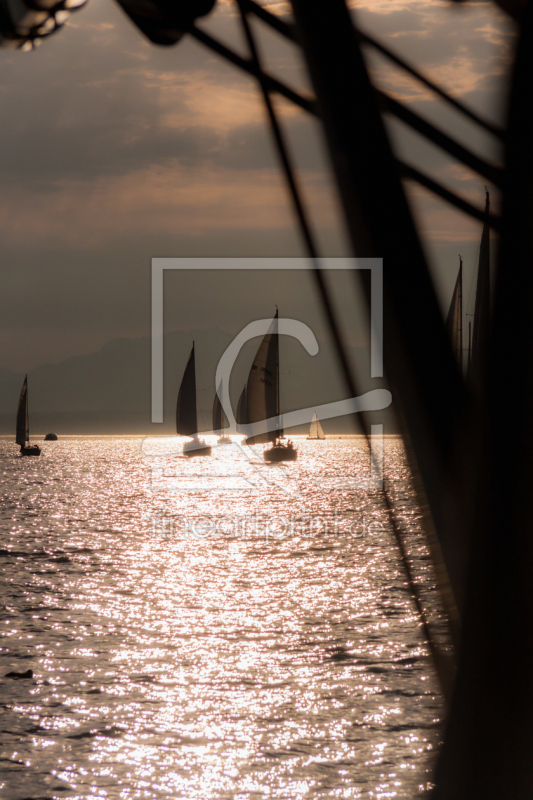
[243,0,504,140]
[235,0,455,702]
[187,23,316,114]
[187,19,498,231]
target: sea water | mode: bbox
[0,436,443,799]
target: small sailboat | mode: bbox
[176,343,212,457]
[307,412,325,440]
[468,189,491,385]
[16,376,41,456]
[236,386,247,429]
[446,255,463,369]
[213,385,231,444]
[242,309,297,462]
[44,433,58,441]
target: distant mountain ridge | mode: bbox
[0,329,391,434]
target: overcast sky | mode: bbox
[0,0,514,371]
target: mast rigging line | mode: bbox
[183,2,484,638]
[357,30,505,141]
[398,162,501,231]
[186,21,500,225]
[236,0,454,703]
[186,23,316,114]
[243,0,504,141]
[377,91,502,188]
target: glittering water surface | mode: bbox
[0,437,443,799]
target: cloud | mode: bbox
[406,182,484,243]
[355,0,514,114]
[351,0,449,13]
[421,55,487,96]
[146,69,266,132]
[0,0,513,370]
[0,161,338,247]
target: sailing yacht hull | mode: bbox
[243,310,297,462]
[307,412,325,440]
[183,440,212,457]
[20,445,41,456]
[184,447,212,457]
[16,377,40,456]
[177,345,213,457]
[264,444,297,463]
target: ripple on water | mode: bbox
[0,437,444,799]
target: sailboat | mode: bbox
[176,343,212,457]
[236,386,247,428]
[468,189,491,384]
[241,309,297,463]
[446,255,463,369]
[212,385,231,444]
[16,376,41,456]
[307,411,325,440]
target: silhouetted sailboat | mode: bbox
[468,189,491,385]
[242,309,297,462]
[212,385,231,444]
[236,386,247,428]
[446,255,463,369]
[307,412,325,440]
[16,376,40,456]
[176,343,211,457]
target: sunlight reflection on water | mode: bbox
[0,437,443,799]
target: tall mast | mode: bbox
[458,255,463,369]
[16,376,29,448]
[469,189,491,384]
[274,307,281,438]
[245,310,279,444]
[446,255,463,367]
[176,342,198,436]
[212,382,229,434]
[468,321,472,376]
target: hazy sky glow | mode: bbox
[0,0,514,371]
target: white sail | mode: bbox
[308,412,325,439]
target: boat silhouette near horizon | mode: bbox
[307,412,325,440]
[176,343,212,457]
[446,190,491,381]
[16,376,41,457]
[239,309,297,463]
[213,385,231,445]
